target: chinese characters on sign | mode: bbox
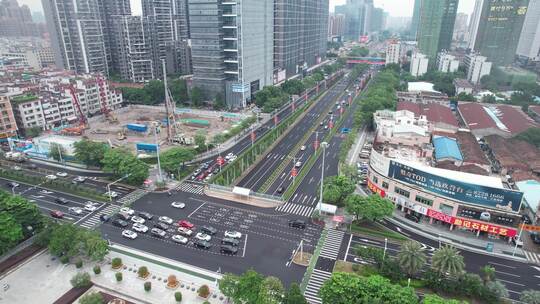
[452,218,517,237]
[427,209,454,224]
[388,161,523,212]
[367,180,386,197]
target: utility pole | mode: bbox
[318,142,329,212]
[153,122,163,183]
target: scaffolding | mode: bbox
[162,59,181,144]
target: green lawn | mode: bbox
[348,220,408,242]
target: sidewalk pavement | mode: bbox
[29,158,105,174]
[0,245,225,304]
[389,211,528,262]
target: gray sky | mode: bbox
[19,0,476,18]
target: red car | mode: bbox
[178,220,194,229]
[50,210,64,219]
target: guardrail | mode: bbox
[0,235,37,264]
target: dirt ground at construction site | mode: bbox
[76,105,248,152]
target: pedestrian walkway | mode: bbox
[78,204,119,229]
[276,202,314,217]
[303,269,331,304]
[524,250,540,264]
[116,189,147,205]
[319,229,344,260]
[175,182,205,195]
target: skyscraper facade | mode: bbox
[416,0,458,60]
[274,0,328,78]
[42,0,113,74]
[189,0,273,108]
[328,13,345,40]
[0,0,46,37]
[335,0,373,42]
[410,0,421,39]
[469,0,530,66]
[516,0,540,62]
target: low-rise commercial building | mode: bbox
[453,78,474,95]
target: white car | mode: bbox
[45,174,57,180]
[295,161,302,168]
[228,156,237,162]
[177,227,193,236]
[132,223,148,233]
[120,207,135,215]
[12,166,21,171]
[68,207,83,215]
[40,190,53,194]
[300,145,306,151]
[171,201,185,209]
[225,153,234,160]
[105,191,119,198]
[73,176,86,183]
[224,230,242,239]
[130,215,145,224]
[158,216,173,225]
[84,203,98,212]
[172,235,188,244]
[56,172,68,177]
[195,232,211,242]
[122,230,138,239]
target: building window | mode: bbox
[415,195,433,206]
[382,181,389,189]
[394,186,410,198]
[373,176,378,184]
[440,204,453,215]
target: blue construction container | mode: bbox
[136,143,158,152]
[127,123,148,132]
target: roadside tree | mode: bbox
[283,283,307,304]
[345,194,394,222]
[322,175,355,207]
[421,294,465,304]
[0,213,23,255]
[73,139,109,168]
[431,246,465,276]
[102,148,149,185]
[0,194,43,236]
[159,147,195,174]
[520,289,540,304]
[397,240,427,277]
[479,265,496,284]
[79,292,104,304]
[49,143,66,162]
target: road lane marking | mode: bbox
[188,202,206,218]
[497,279,525,287]
[488,261,516,269]
[242,234,248,257]
[344,234,353,259]
[495,270,520,278]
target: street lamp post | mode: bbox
[107,174,131,202]
[383,238,388,261]
[318,142,329,212]
[512,224,525,256]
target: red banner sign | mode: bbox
[367,180,386,197]
[314,140,319,150]
[452,218,517,237]
[291,167,298,177]
[274,116,278,126]
[251,131,256,142]
[427,209,455,224]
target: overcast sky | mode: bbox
[20,0,475,18]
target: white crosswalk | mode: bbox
[319,229,344,260]
[276,203,314,217]
[117,189,147,205]
[78,204,119,229]
[175,182,204,195]
[289,193,318,205]
[524,250,540,264]
[303,269,332,304]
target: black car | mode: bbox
[7,181,19,188]
[201,225,217,235]
[139,212,153,220]
[116,212,130,221]
[289,219,306,229]
[220,245,238,254]
[55,197,69,205]
[221,237,239,246]
[277,186,284,194]
[99,214,111,222]
[531,232,540,245]
[154,222,169,230]
[112,219,128,227]
[405,213,421,223]
[194,240,212,250]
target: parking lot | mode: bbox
[101,191,323,285]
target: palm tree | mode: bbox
[397,240,427,277]
[431,245,465,276]
[479,265,496,284]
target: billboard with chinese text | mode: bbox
[389,161,523,212]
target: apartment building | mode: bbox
[465,52,492,84]
[436,51,459,73]
[0,94,17,139]
[385,41,400,65]
[410,52,429,77]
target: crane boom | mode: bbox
[68,85,87,125]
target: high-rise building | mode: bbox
[42,0,116,74]
[274,0,328,78]
[370,7,386,33]
[436,51,459,73]
[465,52,492,84]
[517,0,540,62]
[0,0,46,37]
[416,0,458,59]
[410,0,421,39]
[336,0,373,41]
[328,13,345,40]
[189,0,273,108]
[112,16,158,82]
[385,41,400,65]
[453,12,469,42]
[469,0,530,66]
[410,52,429,77]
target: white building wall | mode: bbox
[466,54,492,84]
[385,42,401,65]
[410,52,429,77]
[516,0,540,61]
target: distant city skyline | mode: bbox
[19,0,475,18]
